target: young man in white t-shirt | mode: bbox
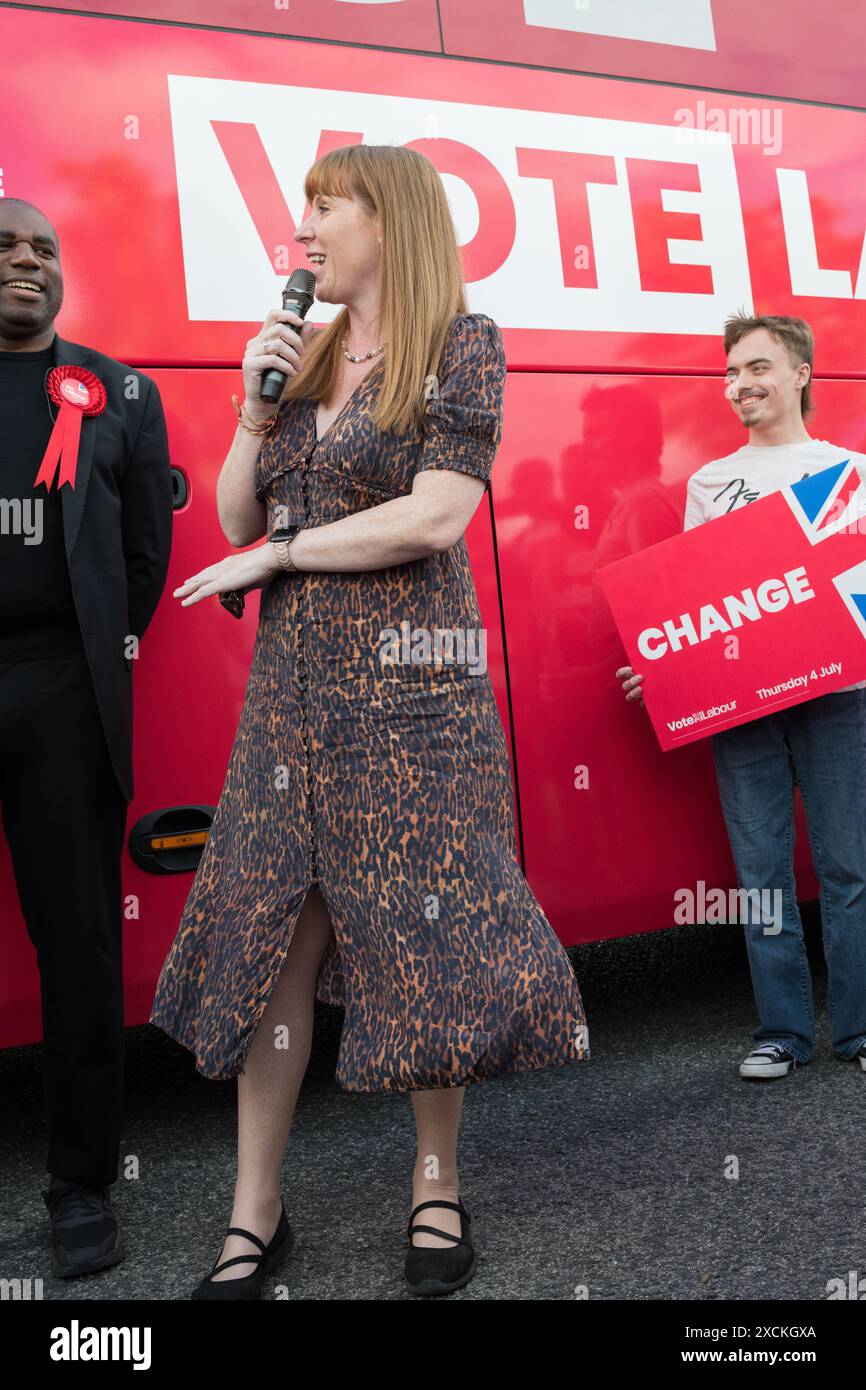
[618,313,866,1081]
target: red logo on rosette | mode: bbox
[34,365,107,491]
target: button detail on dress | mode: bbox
[295,622,317,881]
[295,459,317,881]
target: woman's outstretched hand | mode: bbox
[174,545,281,608]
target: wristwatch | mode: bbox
[220,525,303,619]
[270,525,302,571]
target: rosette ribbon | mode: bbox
[34,365,107,491]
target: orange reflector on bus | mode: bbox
[148,831,209,851]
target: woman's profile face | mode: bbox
[294,190,381,308]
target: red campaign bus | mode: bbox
[2,0,866,1049]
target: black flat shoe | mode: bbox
[41,1179,125,1278]
[404,1197,477,1297]
[190,1203,294,1300]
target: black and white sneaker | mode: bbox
[739,1044,798,1080]
[854,1044,866,1072]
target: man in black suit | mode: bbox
[0,199,173,1276]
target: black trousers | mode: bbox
[0,648,127,1187]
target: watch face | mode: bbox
[270,527,298,542]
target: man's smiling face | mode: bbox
[724,327,810,431]
[0,203,64,346]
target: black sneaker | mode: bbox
[41,1179,125,1277]
[739,1043,798,1080]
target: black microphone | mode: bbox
[260,267,317,403]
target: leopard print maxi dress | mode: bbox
[149,313,589,1091]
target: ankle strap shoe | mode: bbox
[405,1197,477,1297]
[190,1203,294,1300]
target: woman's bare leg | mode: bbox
[408,1087,466,1248]
[209,885,333,1280]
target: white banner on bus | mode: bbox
[523,0,717,51]
[168,73,749,330]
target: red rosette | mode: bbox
[47,364,107,416]
[35,366,107,491]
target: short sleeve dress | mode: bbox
[149,313,589,1091]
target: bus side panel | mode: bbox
[28,0,866,109]
[4,10,866,377]
[26,0,443,50]
[441,0,866,110]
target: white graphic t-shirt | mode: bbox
[685,438,866,692]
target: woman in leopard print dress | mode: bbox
[150,144,588,1298]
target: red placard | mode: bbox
[597,458,866,749]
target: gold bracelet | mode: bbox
[232,394,279,435]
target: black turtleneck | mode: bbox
[0,337,83,660]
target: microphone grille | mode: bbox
[288,268,317,294]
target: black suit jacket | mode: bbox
[55,336,173,803]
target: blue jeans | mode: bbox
[710,690,866,1063]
